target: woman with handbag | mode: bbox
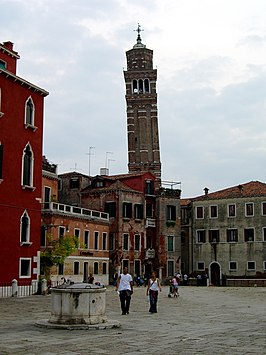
[146,271,162,313]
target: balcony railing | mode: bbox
[42,202,109,221]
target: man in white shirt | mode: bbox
[116,267,133,315]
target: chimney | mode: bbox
[238,184,243,193]
[3,41,14,51]
[100,168,109,176]
[204,187,209,196]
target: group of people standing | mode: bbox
[115,267,163,315]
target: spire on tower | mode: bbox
[133,23,146,49]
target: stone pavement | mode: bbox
[0,285,266,355]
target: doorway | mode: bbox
[83,262,88,282]
[210,262,221,286]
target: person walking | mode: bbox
[116,267,133,315]
[171,276,179,297]
[146,271,162,313]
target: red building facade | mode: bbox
[0,41,48,283]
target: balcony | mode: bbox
[42,202,109,221]
[145,218,156,228]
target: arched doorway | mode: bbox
[210,262,221,286]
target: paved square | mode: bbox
[0,286,265,354]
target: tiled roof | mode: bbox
[59,171,90,179]
[180,199,192,206]
[107,172,155,180]
[81,180,141,194]
[192,181,266,201]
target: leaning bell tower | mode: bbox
[123,24,161,186]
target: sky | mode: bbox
[2,0,266,198]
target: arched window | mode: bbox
[144,79,150,93]
[139,79,143,93]
[22,144,33,187]
[94,262,99,275]
[20,210,30,243]
[133,79,138,93]
[25,97,35,126]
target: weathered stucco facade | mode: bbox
[182,181,266,285]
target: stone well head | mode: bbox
[49,283,107,325]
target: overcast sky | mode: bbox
[2,0,266,197]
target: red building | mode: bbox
[0,41,48,283]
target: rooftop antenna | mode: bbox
[71,162,78,171]
[108,158,115,170]
[105,151,113,168]
[86,146,95,176]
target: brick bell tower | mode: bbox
[124,24,161,187]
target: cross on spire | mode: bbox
[134,23,144,43]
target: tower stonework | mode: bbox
[124,26,161,187]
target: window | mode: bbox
[41,225,46,247]
[122,259,129,270]
[0,59,6,69]
[134,260,141,276]
[0,143,3,179]
[102,232,107,250]
[123,234,129,250]
[134,204,144,219]
[123,202,132,218]
[145,180,154,195]
[144,78,150,93]
[25,97,35,126]
[229,261,237,271]
[167,260,174,276]
[262,228,266,242]
[59,226,65,239]
[228,204,236,217]
[197,262,205,271]
[209,230,219,243]
[196,230,206,243]
[245,203,254,217]
[102,262,107,275]
[43,186,51,209]
[58,264,64,275]
[227,229,238,243]
[167,236,174,252]
[261,202,266,216]
[94,262,99,275]
[146,203,153,218]
[247,261,256,271]
[196,206,204,219]
[74,229,80,248]
[109,233,114,250]
[166,205,176,221]
[95,181,103,188]
[132,78,150,94]
[137,79,143,93]
[19,258,31,277]
[69,178,79,189]
[263,261,266,271]
[74,261,79,275]
[146,235,152,249]
[94,232,99,250]
[84,230,89,249]
[135,234,140,251]
[105,202,116,218]
[244,228,254,242]
[210,205,218,218]
[20,211,30,244]
[22,144,33,187]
